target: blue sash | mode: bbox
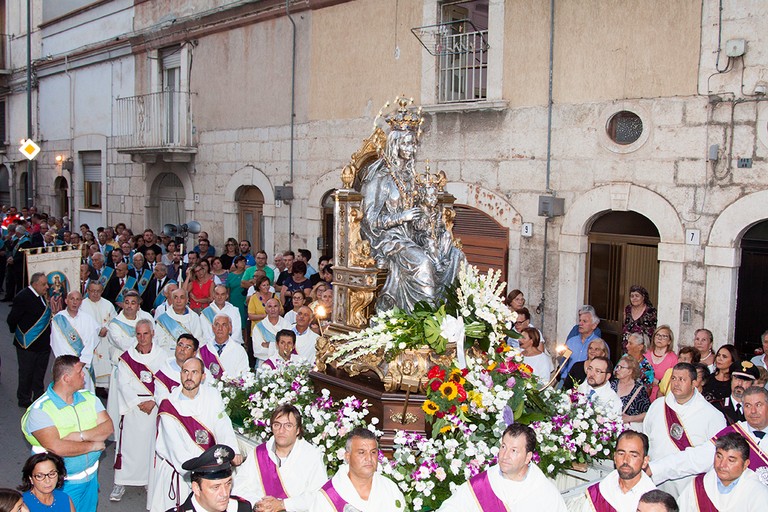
[97,266,114,287]
[256,321,278,344]
[135,269,153,297]
[201,306,217,325]
[157,311,191,340]
[11,235,30,257]
[153,279,177,309]
[110,318,136,337]
[52,314,85,356]
[115,275,137,303]
[14,306,52,349]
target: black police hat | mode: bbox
[181,444,235,480]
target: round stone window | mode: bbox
[606,110,644,145]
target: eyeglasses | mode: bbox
[272,422,295,431]
[32,470,58,481]
[615,365,630,371]
[176,342,195,351]
[654,333,671,339]
[587,367,608,374]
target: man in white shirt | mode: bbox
[154,288,204,351]
[749,330,768,370]
[235,404,327,510]
[252,298,290,366]
[678,433,768,511]
[199,314,250,379]
[578,356,623,417]
[437,424,567,511]
[50,290,100,392]
[79,281,116,389]
[311,428,405,512]
[293,306,319,366]
[200,285,243,345]
[644,363,727,497]
[581,431,656,512]
[261,330,304,370]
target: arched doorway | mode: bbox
[452,205,509,284]
[0,166,10,206]
[18,171,28,207]
[236,186,264,251]
[586,211,660,357]
[320,190,336,259]
[734,220,768,355]
[54,177,69,219]
[156,172,185,226]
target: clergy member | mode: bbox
[436,424,567,511]
[311,427,405,512]
[154,288,204,351]
[581,431,656,512]
[261,330,304,370]
[199,314,250,379]
[251,298,290,366]
[293,306,319,365]
[109,319,166,502]
[149,357,241,512]
[79,281,117,390]
[234,404,327,510]
[677,433,768,510]
[200,285,243,345]
[644,362,726,496]
[50,290,100,392]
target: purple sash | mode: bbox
[693,474,717,512]
[157,399,216,450]
[254,443,289,499]
[199,345,224,379]
[468,471,508,511]
[119,351,155,395]
[155,370,179,393]
[664,402,693,451]
[262,359,277,370]
[320,480,350,512]
[712,423,768,471]
[586,483,617,512]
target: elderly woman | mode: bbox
[519,327,553,383]
[626,332,655,392]
[563,338,609,390]
[702,344,740,403]
[506,289,525,311]
[611,354,651,429]
[19,452,74,512]
[621,285,657,353]
[645,325,678,401]
[693,328,716,372]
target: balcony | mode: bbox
[115,90,196,163]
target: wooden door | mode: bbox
[452,205,508,284]
[237,187,264,251]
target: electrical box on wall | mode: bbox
[725,39,746,57]
[538,196,564,218]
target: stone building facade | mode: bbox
[1,0,767,355]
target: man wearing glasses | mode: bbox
[235,404,327,511]
[577,356,623,416]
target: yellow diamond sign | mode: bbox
[19,139,40,160]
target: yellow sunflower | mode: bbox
[439,424,454,434]
[439,381,459,401]
[422,400,440,416]
[449,369,467,386]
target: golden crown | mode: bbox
[374,95,424,135]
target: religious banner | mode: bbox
[24,245,82,308]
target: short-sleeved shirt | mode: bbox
[243,265,275,285]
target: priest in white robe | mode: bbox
[79,281,116,388]
[644,363,726,497]
[199,285,243,345]
[50,290,100,392]
[311,428,404,512]
[252,298,290,365]
[198,314,250,379]
[261,330,305,371]
[293,306,319,366]
[109,319,167,502]
[148,357,241,512]
[677,433,768,511]
[437,424,567,512]
[154,288,204,352]
[234,404,327,510]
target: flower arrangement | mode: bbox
[328,262,516,365]
[216,362,378,474]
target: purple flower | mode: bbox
[502,405,515,426]
[291,381,301,391]
[505,377,516,388]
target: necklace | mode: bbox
[701,350,714,360]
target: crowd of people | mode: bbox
[2,208,768,511]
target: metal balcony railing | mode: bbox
[437,29,488,104]
[115,90,194,149]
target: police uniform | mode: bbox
[170,444,251,512]
[714,362,761,425]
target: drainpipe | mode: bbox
[26,0,33,207]
[286,0,296,250]
[538,0,556,334]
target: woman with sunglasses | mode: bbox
[18,452,74,512]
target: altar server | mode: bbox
[251,298,290,366]
[199,314,249,379]
[79,280,116,389]
[311,427,404,512]
[643,363,726,496]
[293,306,319,365]
[261,330,304,370]
[50,290,100,392]
[436,424,567,512]
[149,357,241,512]
[109,319,166,502]
[200,285,243,345]
[677,433,768,511]
[580,431,656,512]
[234,404,327,510]
[154,288,204,352]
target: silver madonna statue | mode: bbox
[359,98,465,313]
